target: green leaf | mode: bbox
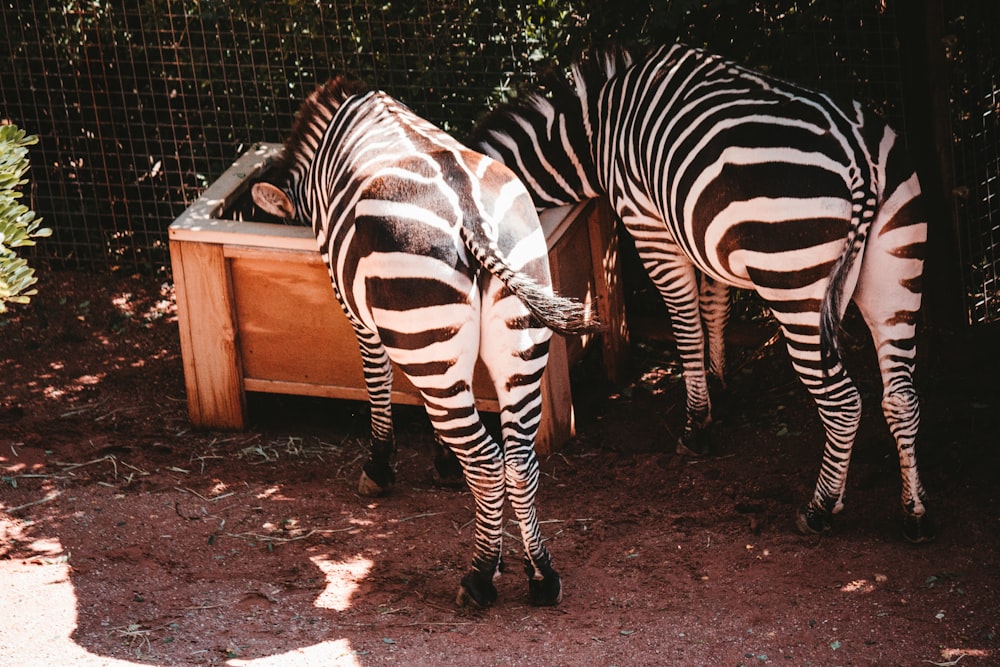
[0,124,47,311]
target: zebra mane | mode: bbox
[269,76,373,177]
[467,45,645,206]
[468,44,638,146]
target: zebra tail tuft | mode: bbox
[458,226,603,337]
[505,275,605,336]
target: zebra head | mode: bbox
[252,76,373,223]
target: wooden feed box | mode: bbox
[168,143,628,454]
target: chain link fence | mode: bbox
[1,1,995,324]
[945,2,1000,324]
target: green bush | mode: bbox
[0,124,50,313]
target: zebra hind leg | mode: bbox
[793,367,862,536]
[417,393,507,607]
[504,432,562,606]
[883,386,933,543]
[766,321,862,536]
[850,182,933,542]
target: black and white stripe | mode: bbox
[253,77,600,607]
[471,43,931,541]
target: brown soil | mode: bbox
[1,270,998,666]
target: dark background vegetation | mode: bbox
[0,0,997,326]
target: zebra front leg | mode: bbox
[354,330,398,496]
[700,274,730,390]
[633,234,714,455]
[656,264,713,456]
[431,435,465,488]
[623,232,714,454]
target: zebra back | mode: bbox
[472,43,886,364]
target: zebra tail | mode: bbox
[818,257,847,370]
[458,226,604,336]
[818,184,877,372]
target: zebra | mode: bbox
[469,43,932,542]
[251,77,601,607]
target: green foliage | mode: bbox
[0,125,51,313]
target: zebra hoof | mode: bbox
[357,464,393,497]
[527,570,562,606]
[456,570,498,608]
[902,512,935,544]
[676,428,710,457]
[432,450,465,489]
[795,504,832,535]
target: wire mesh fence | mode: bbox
[1,1,995,324]
[945,2,1000,324]
[2,1,567,274]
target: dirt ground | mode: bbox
[1,269,998,667]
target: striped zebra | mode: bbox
[251,77,600,607]
[470,43,932,542]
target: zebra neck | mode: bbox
[294,92,414,222]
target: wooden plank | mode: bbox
[535,335,573,455]
[243,377,501,412]
[169,239,247,429]
[534,203,599,454]
[587,198,630,385]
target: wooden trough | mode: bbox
[168,143,628,454]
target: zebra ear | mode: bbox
[251,182,296,219]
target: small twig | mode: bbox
[730,327,782,375]
[398,511,443,523]
[120,461,150,476]
[59,399,109,418]
[8,473,66,480]
[4,490,63,513]
[55,455,118,477]
[223,526,356,544]
[95,407,136,422]
[184,602,229,611]
[686,453,737,465]
[398,621,475,627]
[413,591,463,615]
[176,486,235,502]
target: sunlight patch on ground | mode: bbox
[310,554,374,611]
[839,573,888,594]
[0,556,139,667]
[0,540,365,667]
[227,639,362,667]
